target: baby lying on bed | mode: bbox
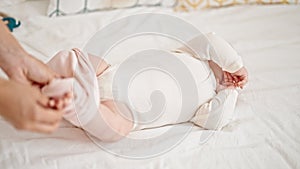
[42,32,248,142]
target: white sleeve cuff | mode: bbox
[223,57,244,73]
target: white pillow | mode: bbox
[47,0,177,17]
[87,0,111,10]
[48,0,85,15]
[0,0,25,7]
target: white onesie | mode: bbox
[97,32,243,130]
[42,32,243,141]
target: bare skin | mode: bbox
[0,21,64,133]
[0,79,63,133]
[209,60,248,91]
[227,67,248,89]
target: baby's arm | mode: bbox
[181,33,244,129]
[177,32,243,73]
[208,60,236,91]
[190,88,238,130]
[191,61,238,130]
[176,32,248,88]
[191,55,239,130]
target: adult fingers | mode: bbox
[37,91,52,107]
[8,70,32,85]
[37,90,61,109]
[29,122,60,134]
[26,56,58,85]
[33,105,64,124]
[55,99,64,110]
[14,116,60,134]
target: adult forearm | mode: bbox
[0,78,8,116]
[0,21,26,74]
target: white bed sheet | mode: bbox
[0,1,300,169]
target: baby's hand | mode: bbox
[224,67,248,89]
[216,77,235,92]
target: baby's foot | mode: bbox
[48,92,72,110]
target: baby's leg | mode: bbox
[100,100,133,141]
[82,100,134,142]
[82,56,134,142]
[88,53,110,77]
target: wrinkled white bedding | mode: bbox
[0,1,300,169]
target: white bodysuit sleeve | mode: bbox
[190,89,238,130]
[176,32,243,73]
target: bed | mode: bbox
[0,1,300,169]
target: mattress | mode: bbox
[0,1,300,169]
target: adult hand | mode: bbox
[3,53,58,86]
[0,79,63,133]
[0,20,65,133]
[0,21,57,86]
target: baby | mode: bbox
[42,32,248,142]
